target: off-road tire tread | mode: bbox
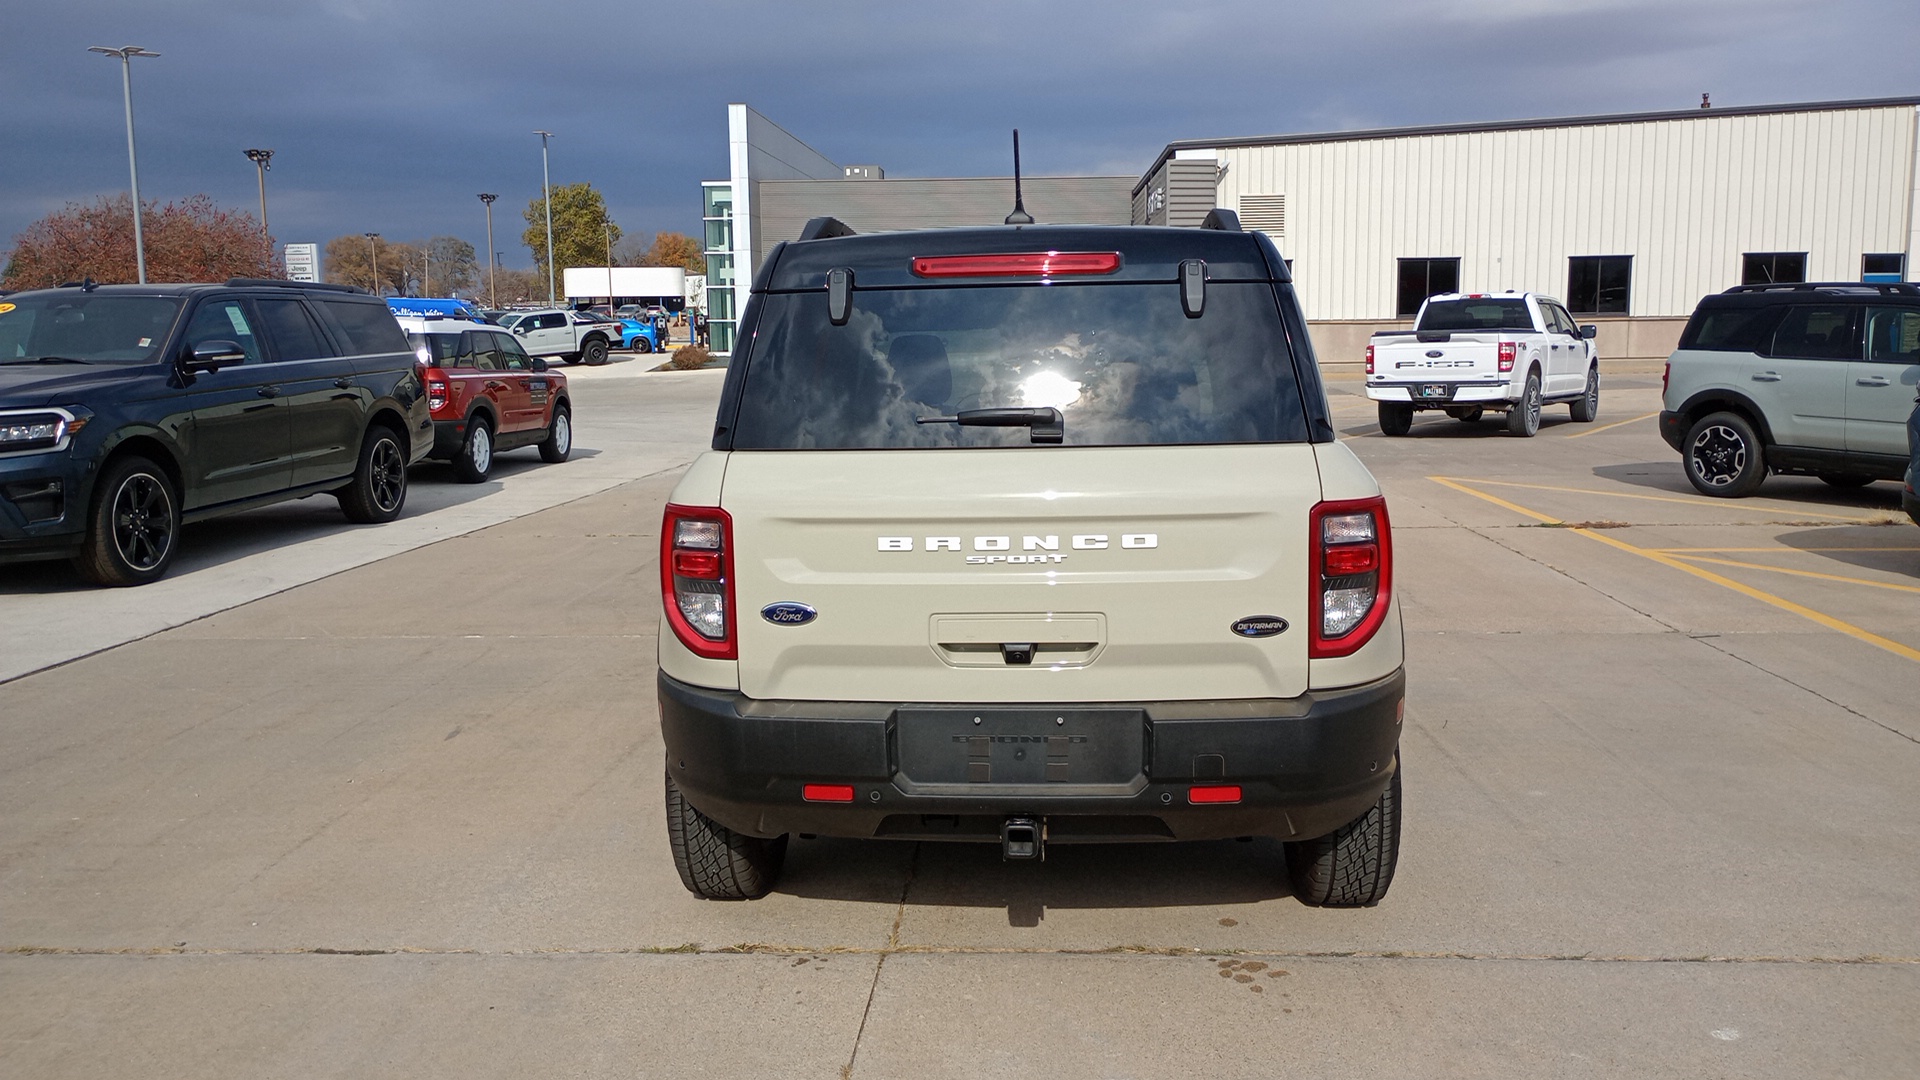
[1570,366,1599,423]
[1285,765,1401,908]
[1506,371,1541,437]
[665,769,786,900]
[453,416,492,483]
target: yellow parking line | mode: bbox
[1433,476,1882,523]
[1652,547,1920,554]
[1430,476,1920,664]
[1665,554,1920,595]
[1564,410,1659,439]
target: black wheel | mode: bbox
[1377,402,1414,436]
[453,415,493,483]
[338,425,408,523]
[582,338,609,366]
[562,354,582,365]
[1817,473,1874,489]
[75,455,179,587]
[1445,406,1484,423]
[665,767,787,900]
[1285,761,1401,907]
[538,405,572,463]
[1683,411,1767,497]
[1569,366,1599,423]
[1505,370,1542,437]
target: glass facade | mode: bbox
[703,184,736,355]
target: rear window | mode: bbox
[1417,299,1536,331]
[728,282,1309,449]
[316,298,409,355]
[1678,303,1786,353]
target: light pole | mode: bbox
[244,148,273,268]
[88,45,159,284]
[604,222,615,309]
[478,193,498,308]
[363,232,380,295]
[535,130,556,304]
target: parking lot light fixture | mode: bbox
[244,148,273,266]
[364,232,380,295]
[535,130,555,304]
[89,45,159,284]
[479,194,498,308]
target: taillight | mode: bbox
[1309,496,1392,659]
[1497,342,1517,373]
[1365,344,1375,375]
[424,367,448,412]
[910,252,1122,278]
[661,504,736,660]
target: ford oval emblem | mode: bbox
[1425,349,1444,358]
[761,602,818,626]
[1231,616,1289,638]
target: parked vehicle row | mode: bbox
[0,281,576,587]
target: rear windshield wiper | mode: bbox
[917,407,1063,444]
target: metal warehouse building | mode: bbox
[1136,96,1920,364]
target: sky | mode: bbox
[3,0,1916,271]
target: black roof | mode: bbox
[8,280,374,299]
[1702,282,1920,305]
[1135,95,1920,197]
[761,224,1281,291]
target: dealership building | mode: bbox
[706,96,1920,363]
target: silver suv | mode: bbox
[656,215,1405,906]
[1661,283,1920,497]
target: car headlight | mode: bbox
[0,408,88,454]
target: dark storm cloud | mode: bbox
[3,0,1915,270]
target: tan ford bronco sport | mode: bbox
[657,213,1405,905]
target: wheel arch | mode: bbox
[1674,389,1776,447]
[93,432,184,506]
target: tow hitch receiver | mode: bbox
[1001,816,1044,861]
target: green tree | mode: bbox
[523,183,619,290]
[640,231,705,275]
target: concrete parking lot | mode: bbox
[2,368,1915,1078]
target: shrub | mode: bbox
[668,344,711,371]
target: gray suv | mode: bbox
[1660,283,1920,497]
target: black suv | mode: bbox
[0,280,432,585]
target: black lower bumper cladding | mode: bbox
[658,668,1404,843]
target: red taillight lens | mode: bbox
[803,783,856,803]
[1188,785,1242,805]
[910,252,1122,278]
[661,504,736,660]
[1498,342,1517,373]
[1365,344,1375,375]
[1309,496,1393,659]
[425,368,448,412]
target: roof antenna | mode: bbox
[1005,129,1034,226]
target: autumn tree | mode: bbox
[3,194,276,290]
[639,231,705,275]
[322,234,418,296]
[522,183,619,288]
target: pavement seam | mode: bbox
[841,842,920,1080]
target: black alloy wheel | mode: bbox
[1505,371,1542,437]
[76,455,180,586]
[582,338,609,366]
[1570,366,1600,423]
[339,426,408,522]
[1683,411,1767,497]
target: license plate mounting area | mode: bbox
[893,707,1145,794]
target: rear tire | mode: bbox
[1683,411,1767,497]
[1505,371,1541,437]
[1569,365,1599,422]
[637,339,654,354]
[562,354,582,366]
[1817,473,1874,489]
[1285,762,1401,908]
[1377,402,1414,436]
[453,416,493,483]
[338,425,408,523]
[665,767,787,900]
[582,338,609,366]
[74,455,179,587]
[538,406,572,463]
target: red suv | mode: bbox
[401,318,572,482]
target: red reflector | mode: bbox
[802,784,856,803]
[910,252,1122,278]
[672,550,722,579]
[1323,544,1378,575]
[1188,785,1242,805]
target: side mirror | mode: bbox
[512,325,527,334]
[183,339,245,373]
[1580,324,1598,339]
[528,356,549,372]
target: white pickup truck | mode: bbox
[497,308,618,367]
[1365,292,1600,436]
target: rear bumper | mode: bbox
[657,668,1405,843]
[1659,410,1687,453]
[1367,380,1511,405]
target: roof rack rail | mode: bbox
[1199,208,1242,232]
[224,278,368,293]
[797,217,856,242]
[1724,281,1920,296]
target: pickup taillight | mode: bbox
[1309,496,1392,659]
[1497,342,1517,373]
[1365,344,1375,375]
[661,504,737,660]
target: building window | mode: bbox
[703,184,737,354]
[1742,252,1806,285]
[1863,253,1906,283]
[1566,256,1632,315]
[1396,258,1459,317]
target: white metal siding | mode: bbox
[1208,105,1918,319]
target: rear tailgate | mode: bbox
[723,445,1320,703]
[1374,333,1505,383]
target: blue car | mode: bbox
[615,316,666,354]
